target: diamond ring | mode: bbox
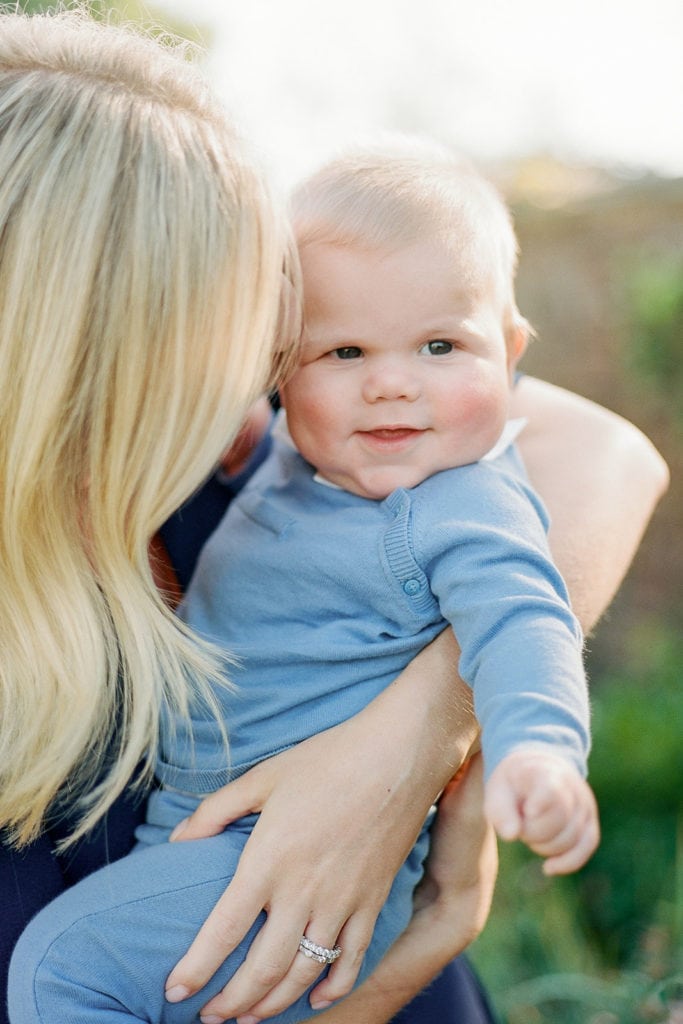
[298,935,342,965]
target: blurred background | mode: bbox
[12,1,682,1019]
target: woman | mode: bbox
[0,2,294,1015]
[0,7,668,1024]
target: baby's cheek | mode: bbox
[454,378,508,442]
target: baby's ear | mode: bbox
[507,316,531,375]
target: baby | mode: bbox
[280,138,598,868]
[10,138,598,1024]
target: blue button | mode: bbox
[403,578,421,596]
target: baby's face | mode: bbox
[280,239,524,500]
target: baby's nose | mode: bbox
[362,364,419,402]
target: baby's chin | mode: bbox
[340,454,484,500]
[342,466,435,501]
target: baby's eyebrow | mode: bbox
[301,333,342,356]
[302,331,330,348]
[306,331,360,349]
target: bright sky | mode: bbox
[158,0,683,189]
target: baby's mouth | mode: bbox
[358,427,424,448]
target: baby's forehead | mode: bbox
[298,229,503,305]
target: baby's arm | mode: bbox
[484,748,599,875]
[415,449,596,874]
[488,379,667,873]
[421,458,590,778]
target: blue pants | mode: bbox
[8,788,430,1024]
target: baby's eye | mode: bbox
[333,345,363,360]
[420,340,454,356]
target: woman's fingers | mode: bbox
[196,909,320,1022]
[171,756,494,1024]
[165,862,267,1001]
[202,912,359,1023]
[306,911,374,1010]
[298,761,498,1024]
[165,772,273,999]
[170,770,266,842]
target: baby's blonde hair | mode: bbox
[291,135,527,341]
[0,6,298,847]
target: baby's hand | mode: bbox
[484,749,599,875]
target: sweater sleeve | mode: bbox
[411,460,590,779]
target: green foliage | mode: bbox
[578,625,683,969]
[470,622,683,1023]
[621,252,683,426]
[500,971,683,1024]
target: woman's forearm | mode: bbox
[371,628,477,785]
[513,376,669,632]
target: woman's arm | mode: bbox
[307,756,497,1024]
[513,376,669,631]
[166,380,668,1023]
[165,639,480,1023]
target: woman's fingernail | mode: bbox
[310,1001,333,1010]
[169,818,189,841]
[165,984,190,1003]
[200,1017,225,1024]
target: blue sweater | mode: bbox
[158,427,589,794]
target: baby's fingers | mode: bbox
[520,785,577,847]
[543,816,600,875]
[521,785,599,874]
[483,774,522,841]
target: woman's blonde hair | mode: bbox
[0,6,299,847]
[291,135,528,341]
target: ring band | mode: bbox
[298,935,342,965]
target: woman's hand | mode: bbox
[305,755,497,1024]
[164,630,478,1023]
